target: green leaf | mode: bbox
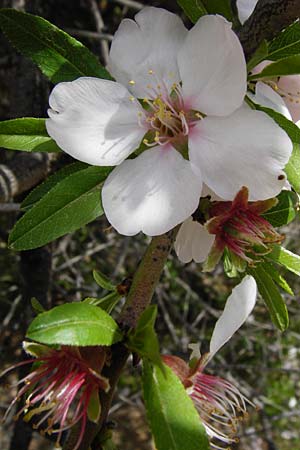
[268,244,300,277]
[247,40,268,72]
[260,262,294,295]
[177,0,207,23]
[0,118,60,152]
[285,144,300,193]
[202,0,234,22]
[250,113,300,193]
[0,8,111,83]
[26,302,123,346]
[262,191,297,227]
[249,55,300,80]
[142,361,209,450]
[84,292,122,314]
[93,269,116,291]
[21,162,87,211]
[31,297,46,314]
[9,165,112,250]
[177,0,234,23]
[268,22,300,61]
[248,266,289,331]
[128,306,162,369]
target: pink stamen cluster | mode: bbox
[162,354,253,450]
[133,70,200,147]
[206,186,283,266]
[2,346,109,450]
[190,370,250,450]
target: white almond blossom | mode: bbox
[163,275,257,449]
[46,7,292,236]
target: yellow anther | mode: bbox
[146,84,153,89]
[143,139,149,144]
[154,131,160,142]
[129,96,135,102]
[148,69,154,74]
[129,80,135,85]
[138,112,143,117]
[195,112,202,119]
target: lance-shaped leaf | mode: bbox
[259,262,294,296]
[177,0,234,23]
[26,302,123,346]
[177,0,207,23]
[268,245,300,277]
[9,165,112,250]
[93,269,116,292]
[21,162,87,210]
[248,266,289,331]
[262,190,297,227]
[0,8,111,83]
[143,361,209,450]
[0,118,60,153]
[249,55,300,80]
[268,21,300,61]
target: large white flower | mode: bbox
[46,7,292,236]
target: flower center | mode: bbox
[130,70,202,147]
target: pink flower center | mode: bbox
[130,70,201,147]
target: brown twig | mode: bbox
[238,0,300,60]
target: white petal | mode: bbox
[175,217,215,263]
[178,15,247,116]
[46,77,145,166]
[237,0,258,24]
[250,82,292,119]
[102,147,202,236]
[189,107,293,201]
[209,276,257,359]
[108,7,187,98]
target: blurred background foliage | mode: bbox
[0,1,299,449]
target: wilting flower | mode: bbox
[163,275,257,449]
[2,344,109,450]
[175,186,283,269]
[46,7,292,237]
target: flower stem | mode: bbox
[119,227,179,329]
[62,228,178,450]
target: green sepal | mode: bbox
[22,341,51,358]
[87,390,102,423]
